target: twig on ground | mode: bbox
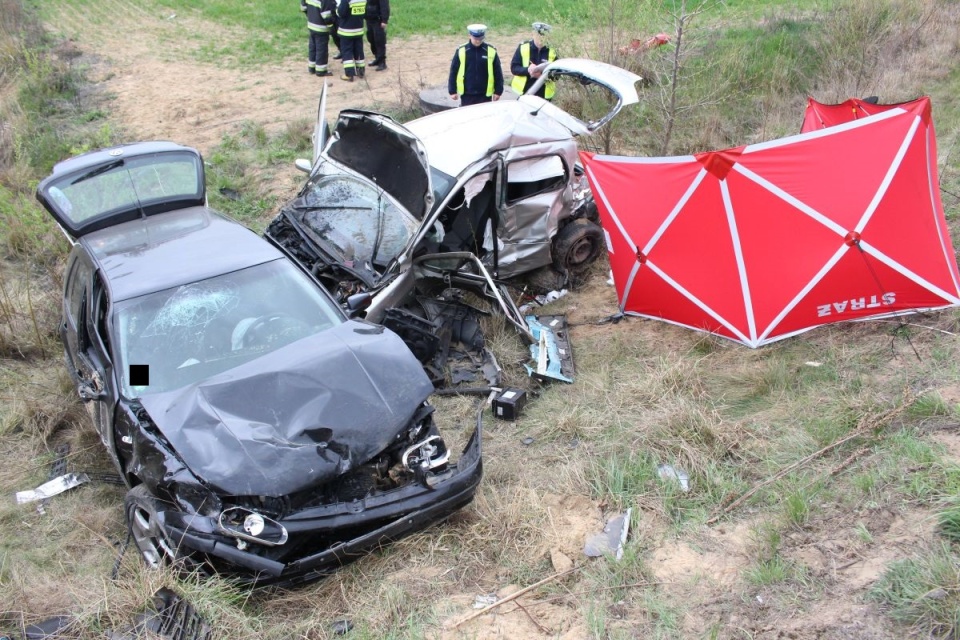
[873,320,956,336]
[515,601,550,634]
[445,567,580,629]
[706,394,917,525]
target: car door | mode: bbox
[85,271,119,451]
[61,250,113,445]
[495,154,571,277]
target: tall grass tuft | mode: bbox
[869,543,960,638]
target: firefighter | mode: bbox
[338,0,367,81]
[365,0,389,71]
[300,0,336,76]
[510,22,557,99]
[448,24,503,107]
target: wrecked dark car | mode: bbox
[36,141,481,585]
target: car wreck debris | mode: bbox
[15,472,90,505]
[524,315,575,383]
[657,463,690,492]
[492,387,527,420]
[584,508,632,560]
[269,60,642,387]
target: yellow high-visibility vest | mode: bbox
[457,44,497,97]
[511,42,556,98]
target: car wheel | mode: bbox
[124,484,188,570]
[552,219,605,273]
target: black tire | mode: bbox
[124,484,196,571]
[552,219,605,273]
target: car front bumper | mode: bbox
[158,421,482,585]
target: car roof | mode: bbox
[81,206,283,302]
[404,100,575,178]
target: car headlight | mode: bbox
[218,507,288,547]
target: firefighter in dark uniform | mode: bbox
[448,24,503,107]
[365,0,389,71]
[300,0,337,76]
[510,22,557,99]
[338,0,367,81]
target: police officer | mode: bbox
[365,0,389,71]
[448,24,503,107]
[300,0,337,76]
[338,0,367,81]
[510,22,557,99]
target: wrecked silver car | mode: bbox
[266,59,641,317]
[36,141,481,585]
[265,59,640,385]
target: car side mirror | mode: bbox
[345,292,372,317]
[77,382,104,402]
[295,158,312,174]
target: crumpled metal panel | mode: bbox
[139,320,434,497]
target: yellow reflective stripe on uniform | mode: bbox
[544,47,556,99]
[511,42,531,94]
[456,46,466,95]
[308,22,330,32]
[339,27,364,36]
[485,45,496,97]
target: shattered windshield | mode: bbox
[296,174,419,269]
[114,259,343,397]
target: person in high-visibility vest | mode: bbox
[300,0,336,76]
[448,24,503,107]
[338,0,367,81]
[510,22,557,100]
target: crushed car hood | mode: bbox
[139,320,435,497]
[324,110,433,220]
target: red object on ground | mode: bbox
[581,97,960,347]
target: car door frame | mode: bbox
[62,247,118,457]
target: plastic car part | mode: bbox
[15,472,90,504]
[401,435,450,471]
[122,588,212,640]
[524,315,575,383]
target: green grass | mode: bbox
[870,543,960,638]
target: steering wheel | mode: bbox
[240,313,311,350]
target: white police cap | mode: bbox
[532,22,552,35]
[467,24,487,38]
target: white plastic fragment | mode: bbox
[473,593,498,609]
[657,464,690,492]
[584,508,632,560]
[15,473,90,504]
[804,361,823,367]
